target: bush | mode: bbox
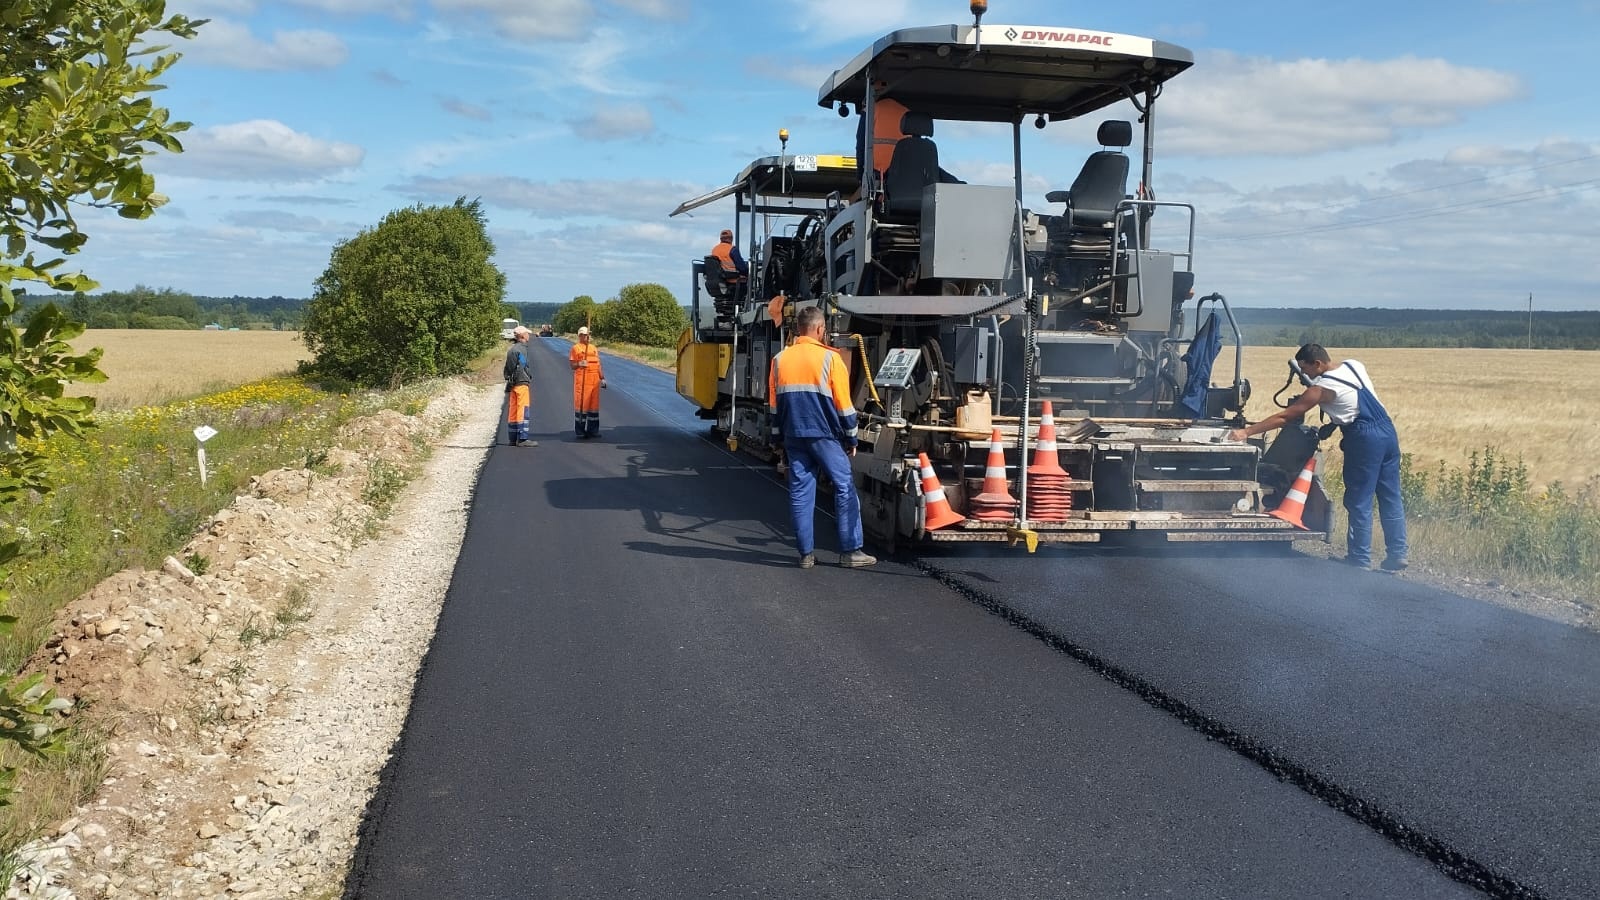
[596,283,686,348]
[301,197,506,387]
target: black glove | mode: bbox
[1317,423,1339,441]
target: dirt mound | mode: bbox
[9,380,493,899]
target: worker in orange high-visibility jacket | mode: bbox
[768,305,876,569]
[569,326,606,439]
[711,228,748,279]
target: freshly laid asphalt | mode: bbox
[345,339,1598,899]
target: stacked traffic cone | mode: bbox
[970,428,1019,521]
[1270,454,1316,530]
[1026,401,1073,522]
[916,453,966,531]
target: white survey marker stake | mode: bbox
[194,425,217,485]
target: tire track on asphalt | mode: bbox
[912,558,1541,899]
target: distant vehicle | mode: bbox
[501,318,520,340]
[539,324,554,337]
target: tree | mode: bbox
[552,295,596,335]
[2,1,200,783]
[601,283,687,348]
[302,197,506,387]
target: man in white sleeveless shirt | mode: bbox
[1229,343,1408,571]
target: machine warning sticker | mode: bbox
[793,154,818,172]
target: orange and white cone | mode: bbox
[1027,401,1068,478]
[1026,401,1074,522]
[971,428,1019,521]
[1269,455,1316,530]
[916,452,966,531]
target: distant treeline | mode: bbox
[13,286,307,330]
[505,302,563,326]
[1229,307,1600,350]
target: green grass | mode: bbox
[1321,446,1600,603]
[0,364,478,877]
[562,334,677,371]
[0,376,438,673]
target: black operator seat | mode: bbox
[1047,119,1133,231]
[702,255,739,303]
[882,112,939,220]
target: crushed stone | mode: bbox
[7,379,502,899]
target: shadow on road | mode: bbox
[540,424,808,565]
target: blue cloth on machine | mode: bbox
[1177,311,1221,418]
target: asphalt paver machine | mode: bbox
[674,12,1332,552]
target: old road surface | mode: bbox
[346,339,1599,900]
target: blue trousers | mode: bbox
[1341,421,1408,566]
[785,437,864,557]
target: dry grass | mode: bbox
[1235,346,1600,490]
[67,330,308,410]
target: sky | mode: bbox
[55,0,1600,310]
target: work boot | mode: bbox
[798,553,816,569]
[840,549,877,568]
[1380,557,1409,572]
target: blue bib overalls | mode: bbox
[1323,367,1408,567]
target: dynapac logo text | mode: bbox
[1015,29,1114,46]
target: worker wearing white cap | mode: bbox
[503,326,536,446]
[568,326,607,439]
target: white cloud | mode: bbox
[440,97,494,121]
[608,0,679,17]
[222,209,340,234]
[743,56,835,90]
[185,19,349,71]
[394,175,708,221]
[173,0,256,14]
[1177,141,1600,308]
[167,120,365,181]
[287,0,414,14]
[430,0,593,41]
[785,0,916,41]
[569,103,655,141]
[1158,53,1524,158]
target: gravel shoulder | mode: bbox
[9,379,501,899]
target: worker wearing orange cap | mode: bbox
[569,326,607,439]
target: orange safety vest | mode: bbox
[870,98,909,176]
[711,241,738,273]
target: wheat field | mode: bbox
[67,329,309,410]
[1236,347,1599,490]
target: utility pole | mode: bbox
[1527,292,1533,350]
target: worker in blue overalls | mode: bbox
[1229,343,1408,571]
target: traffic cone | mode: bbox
[970,428,1019,521]
[1270,454,1317,530]
[916,453,966,531]
[1025,402,1073,522]
[1027,401,1068,478]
